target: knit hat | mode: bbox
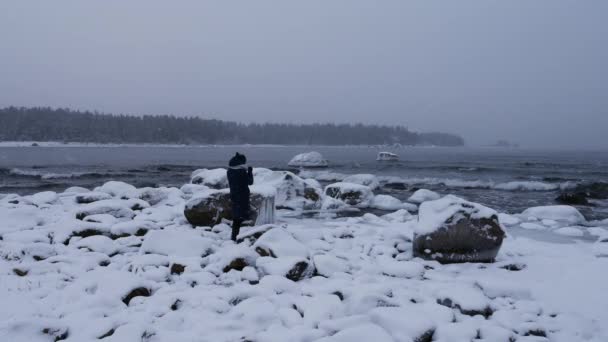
[229,152,247,167]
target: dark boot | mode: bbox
[231,219,242,242]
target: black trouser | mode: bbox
[231,219,243,241]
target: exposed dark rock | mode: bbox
[98,328,115,339]
[75,192,111,204]
[437,298,493,318]
[42,328,69,341]
[285,260,315,282]
[170,263,186,275]
[524,329,547,337]
[384,182,408,190]
[255,246,275,258]
[122,287,151,305]
[184,191,275,227]
[414,329,435,342]
[572,182,608,199]
[13,268,28,276]
[223,258,248,273]
[413,200,505,264]
[332,291,344,301]
[170,299,182,311]
[556,192,590,206]
[501,263,526,271]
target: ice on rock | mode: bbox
[343,174,380,190]
[141,229,214,257]
[520,205,585,225]
[190,168,229,189]
[288,151,329,168]
[408,189,441,204]
[254,170,322,210]
[416,195,500,235]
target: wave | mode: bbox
[8,168,133,180]
[299,170,575,192]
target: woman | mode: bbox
[227,152,254,241]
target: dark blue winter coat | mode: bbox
[227,154,254,220]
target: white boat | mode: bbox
[377,152,399,161]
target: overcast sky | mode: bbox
[1,1,606,148]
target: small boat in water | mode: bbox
[377,152,399,161]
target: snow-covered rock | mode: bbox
[94,181,138,199]
[190,168,229,189]
[253,228,309,258]
[324,182,374,207]
[408,189,441,204]
[370,194,406,211]
[520,205,586,225]
[413,195,505,263]
[288,151,328,168]
[342,174,380,190]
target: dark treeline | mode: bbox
[0,107,465,146]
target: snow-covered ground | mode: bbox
[1,173,607,341]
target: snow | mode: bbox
[408,189,441,204]
[288,151,329,168]
[416,195,500,235]
[520,205,586,225]
[1,177,608,342]
[140,229,214,257]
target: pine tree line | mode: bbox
[0,107,464,146]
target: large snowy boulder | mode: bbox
[254,169,323,210]
[520,205,585,225]
[190,168,228,189]
[184,186,276,227]
[288,151,328,168]
[408,189,441,204]
[413,195,505,263]
[324,182,374,207]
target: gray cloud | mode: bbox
[1,0,606,148]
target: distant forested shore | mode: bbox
[0,107,464,146]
